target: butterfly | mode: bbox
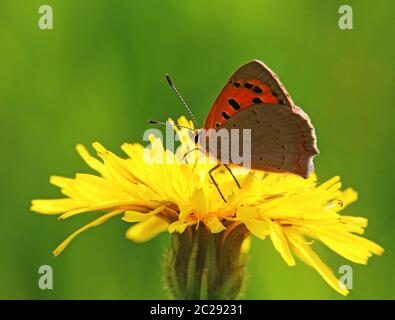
[154,59,319,201]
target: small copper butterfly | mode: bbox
[153,60,319,201]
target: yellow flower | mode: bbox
[31,116,383,296]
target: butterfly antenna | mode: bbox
[165,74,198,127]
[147,120,197,133]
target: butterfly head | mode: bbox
[189,128,204,145]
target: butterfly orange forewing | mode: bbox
[204,60,294,129]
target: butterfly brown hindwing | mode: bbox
[204,60,294,130]
[212,104,319,178]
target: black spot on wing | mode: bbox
[221,111,230,120]
[272,91,279,97]
[252,97,263,104]
[228,98,240,110]
[244,82,253,89]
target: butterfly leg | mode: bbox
[183,147,204,171]
[182,147,199,164]
[208,164,227,202]
[223,164,241,189]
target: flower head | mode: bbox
[31,116,383,296]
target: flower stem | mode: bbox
[165,223,248,300]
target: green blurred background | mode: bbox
[0,0,394,299]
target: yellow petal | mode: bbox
[190,189,207,219]
[341,216,368,228]
[268,222,295,266]
[122,206,163,223]
[58,201,153,220]
[76,144,106,175]
[126,216,169,242]
[50,176,73,188]
[31,198,85,214]
[240,236,251,254]
[317,176,340,191]
[287,233,349,296]
[206,215,226,233]
[241,219,269,240]
[53,210,123,257]
[237,207,269,239]
[168,220,191,233]
[338,188,358,209]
